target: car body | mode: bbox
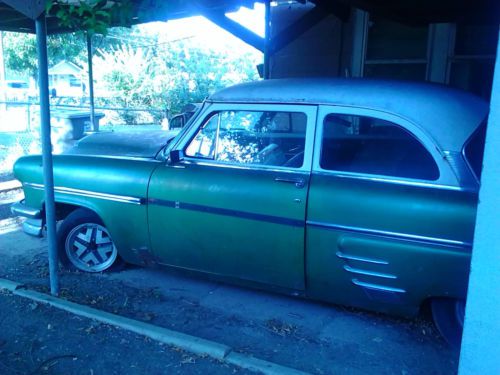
[12,78,488,345]
[2,80,30,101]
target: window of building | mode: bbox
[320,114,439,180]
[185,110,307,168]
[69,77,82,87]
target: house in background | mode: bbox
[48,60,86,97]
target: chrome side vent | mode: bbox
[335,251,388,265]
[343,265,397,279]
[336,251,406,303]
[352,279,406,293]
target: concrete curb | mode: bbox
[226,352,308,375]
[0,278,310,375]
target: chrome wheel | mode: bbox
[65,223,118,272]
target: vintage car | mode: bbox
[12,78,488,346]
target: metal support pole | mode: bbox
[0,31,6,111]
[86,33,96,131]
[263,0,271,80]
[35,13,59,296]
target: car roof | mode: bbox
[209,78,489,152]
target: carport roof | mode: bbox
[0,0,498,34]
[0,0,258,33]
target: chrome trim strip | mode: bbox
[181,159,309,174]
[25,183,144,205]
[312,170,465,191]
[81,155,162,162]
[335,251,388,265]
[352,279,406,293]
[308,221,471,248]
[344,265,396,279]
[148,198,303,227]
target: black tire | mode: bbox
[57,208,124,272]
[431,298,465,348]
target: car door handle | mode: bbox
[274,177,306,188]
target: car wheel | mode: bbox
[431,298,465,348]
[57,208,123,272]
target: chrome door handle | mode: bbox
[274,177,306,188]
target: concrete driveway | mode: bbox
[0,221,459,375]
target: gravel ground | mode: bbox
[0,186,23,220]
[0,228,460,375]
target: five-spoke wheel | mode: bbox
[57,208,122,272]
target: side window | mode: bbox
[463,122,486,180]
[185,114,218,159]
[185,110,307,168]
[321,114,440,180]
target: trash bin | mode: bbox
[51,109,105,140]
[50,110,105,153]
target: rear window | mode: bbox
[464,122,487,180]
[320,114,440,180]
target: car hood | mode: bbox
[65,130,179,158]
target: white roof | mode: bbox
[209,78,489,152]
[48,60,83,76]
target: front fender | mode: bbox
[14,154,161,265]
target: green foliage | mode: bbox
[3,28,133,79]
[46,0,133,35]
[3,32,86,79]
[93,40,259,123]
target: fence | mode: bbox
[0,99,166,179]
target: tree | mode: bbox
[3,32,86,79]
[93,39,260,122]
[3,27,137,80]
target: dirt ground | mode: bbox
[0,224,460,375]
[0,291,250,375]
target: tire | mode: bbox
[57,208,124,272]
[431,298,466,348]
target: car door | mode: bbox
[305,106,477,315]
[148,103,317,290]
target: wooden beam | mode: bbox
[271,1,350,53]
[2,0,44,20]
[196,4,265,52]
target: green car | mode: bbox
[12,79,488,346]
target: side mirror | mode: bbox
[169,149,184,164]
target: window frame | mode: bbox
[177,102,318,173]
[313,105,459,188]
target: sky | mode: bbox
[135,3,264,55]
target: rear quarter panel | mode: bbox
[306,173,477,316]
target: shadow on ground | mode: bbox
[0,227,459,374]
